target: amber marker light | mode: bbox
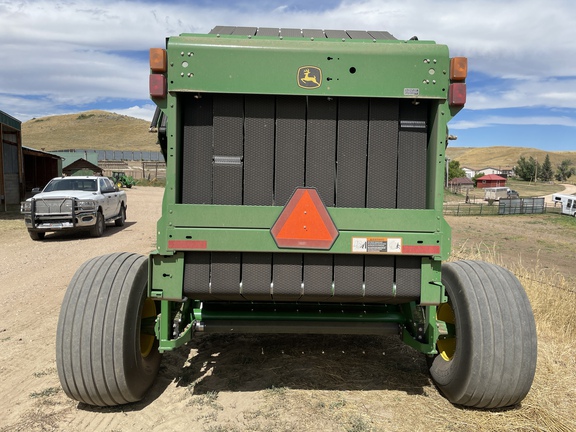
[150,48,167,73]
[450,57,467,81]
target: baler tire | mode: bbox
[429,260,537,409]
[89,211,105,237]
[115,205,126,227]
[56,252,161,406]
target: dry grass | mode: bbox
[22,110,159,152]
[506,178,566,197]
[447,146,576,171]
[447,243,576,432]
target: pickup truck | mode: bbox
[21,176,127,240]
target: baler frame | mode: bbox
[56,26,537,410]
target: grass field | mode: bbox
[446,146,576,171]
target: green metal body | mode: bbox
[149,28,463,355]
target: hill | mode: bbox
[21,112,576,167]
[22,110,160,152]
[446,146,576,170]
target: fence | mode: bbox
[444,198,552,216]
[54,149,164,162]
[54,149,166,180]
[100,160,166,180]
[98,150,164,162]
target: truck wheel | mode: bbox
[28,230,45,241]
[89,211,105,237]
[115,205,126,227]
[56,253,161,406]
[429,260,537,408]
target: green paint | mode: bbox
[149,28,465,355]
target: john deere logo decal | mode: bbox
[298,66,322,89]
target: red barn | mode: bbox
[476,174,507,189]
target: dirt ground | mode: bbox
[0,187,574,432]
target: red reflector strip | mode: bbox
[403,245,441,255]
[449,83,466,106]
[149,74,167,98]
[168,240,207,250]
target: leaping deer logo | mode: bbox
[298,66,322,89]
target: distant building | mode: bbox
[0,110,22,208]
[476,174,507,189]
[1,110,61,211]
[477,167,503,176]
[462,167,476,178]
[50,150,99,169]
[448,177,474,193]
[23,147,61,191]
[62,158,103,176]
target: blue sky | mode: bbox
[1,0,575,151]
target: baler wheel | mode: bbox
[429,260,537,408]
[56,252,161,406]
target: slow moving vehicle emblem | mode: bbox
[298,66,322,89]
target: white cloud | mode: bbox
[467,77,576,110]
[1,0,575,125]
[450,115,576,130]
[112,104,157,122]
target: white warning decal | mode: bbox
[352,237,402,254]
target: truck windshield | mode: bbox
[44,179,98,192]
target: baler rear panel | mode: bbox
[178,93,429,303]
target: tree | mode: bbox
[539,154,554,182]
[555,159,576,182]
[448,160,466,180]
[515,156,539,181]
[472,171,485,186]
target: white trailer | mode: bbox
[552,193,576,216]
[484,187,510,201]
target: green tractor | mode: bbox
[111,171,136,188]
[56,27,537,409]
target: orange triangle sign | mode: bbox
[271,188,338,249]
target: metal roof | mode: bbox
[0,110,21,130]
